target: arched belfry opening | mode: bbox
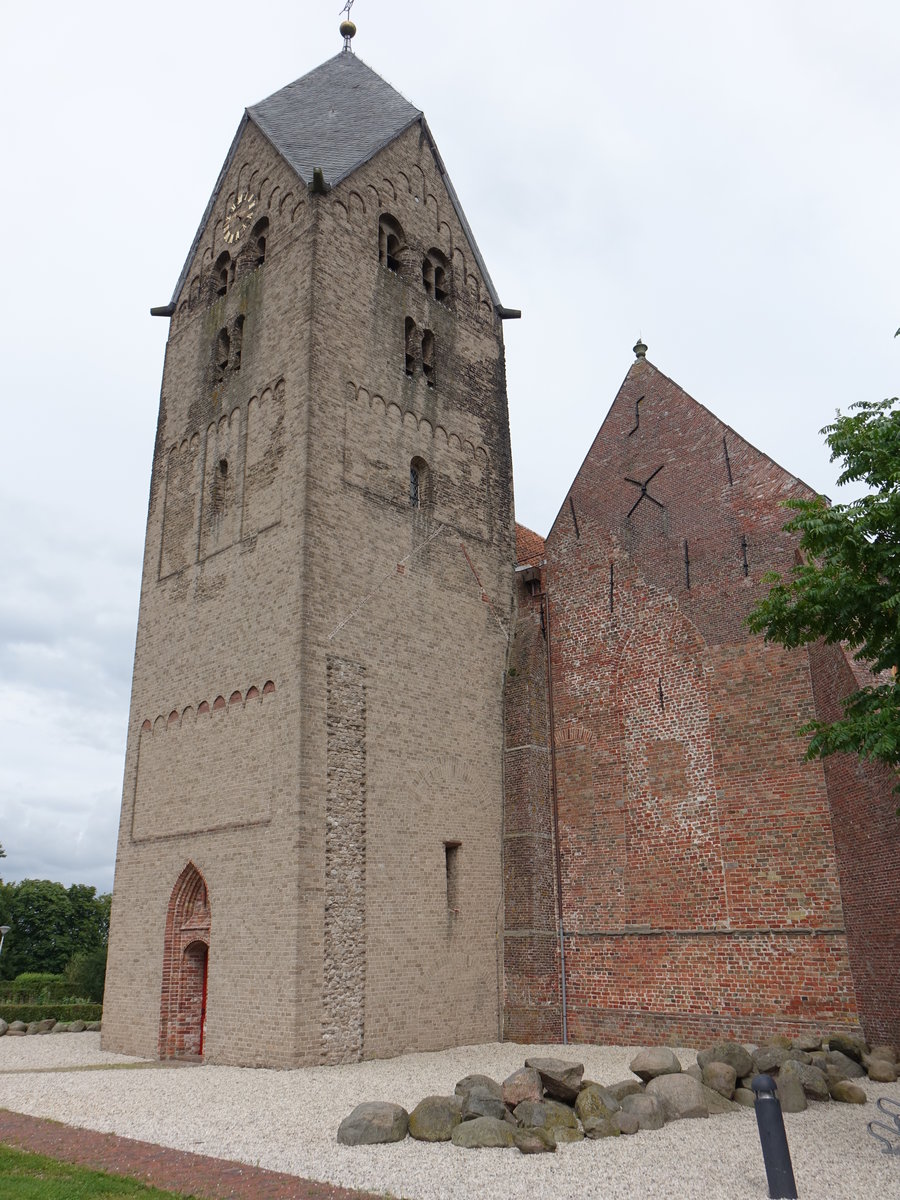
[158,863,211,1059]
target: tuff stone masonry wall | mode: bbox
[105,51,897,1066]
[103,76,514,1066]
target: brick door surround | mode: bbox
[159,862,211,1058]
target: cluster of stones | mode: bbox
[0,1018,102,1037]
[702,1032,898,1113]
[337,1035,898,1153]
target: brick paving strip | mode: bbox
[0,1109,385,1200]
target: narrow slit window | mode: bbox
[214,328,230,383]
[211,458,228,523]
[409,456,430,510]
[404,317,417,377]
[422,329,435,386]
[378,214,405,273]
[213,251,231,299]
[232,315,244,371]
[445,841,460,915]
[434,264,447,303]
[249,217,268,268]
[423,248,450,303]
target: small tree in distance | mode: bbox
[747,394,900,798]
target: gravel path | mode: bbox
[1,1034,898,1199]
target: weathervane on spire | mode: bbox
[339,0,357,51]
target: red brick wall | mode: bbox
[159,863,211,1059]
[522,359,862,1044]
[808,639,900,1046]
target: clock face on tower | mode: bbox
[223,192,258,244]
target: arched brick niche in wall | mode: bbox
[159,862,211,1059]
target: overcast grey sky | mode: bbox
[1,1,898,894]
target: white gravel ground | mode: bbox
[1,1034,898,1199]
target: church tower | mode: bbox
[103,32,516,1066]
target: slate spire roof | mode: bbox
[248,52,421,188]
[170,51,501,310]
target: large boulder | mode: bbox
[337,1102,409,1145]
[8,1021,26,1033]
[0,1019,7,1037]
[524,1057,584,1102]
[702,1062,737,1099]
[825,1050,865,1080]
[52,1023,70,1033]
[606,1079,644,1102]
[780,1060,830,1103]
[828,1033,867,1063]
[613,1110,641,1135]
[452,1117,515,1149]
[752,1046,791,1075]
[646,1073,709,1120]
[502,1067,543,1107]
[830,1080,867,1104]
[620,1093,665,1130]
[514,1127,556,1154]
[869,1044,897,1065]
[734,1088,756,1108]
[791,1034,823,1053]
[68,1020,86,1033]
[461,1086,508,1123]
[408,1096,463,1141]
[454,1074,502,1101]
[25,1018,57,1035]
[697,1041,753,1079]
[582,1116,620,1139]
[775,1070,807,1113]
[866,1059,898,1083]
[86,1021,101,1032]
[629,1047,682,1082]
[575,1084,620,1124]
[512,1099,579,1132]
[552,1127,585,1143]
[700,1084,740,1115]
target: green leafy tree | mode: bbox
[747,395,900,790]
[0,880,112,980]
[66,884,110,953]
[0,880,74,978]
[64,945,108,1002]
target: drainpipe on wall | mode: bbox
[543,583,568,1044]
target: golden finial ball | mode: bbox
[340,20,357,39]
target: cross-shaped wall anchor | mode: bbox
[624,465,665,517]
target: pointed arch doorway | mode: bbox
[159,863,211,1059]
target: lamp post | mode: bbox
[0,925,9,963]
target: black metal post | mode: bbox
[752,1074,798,1199]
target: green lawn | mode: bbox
[0,1144,202,1200]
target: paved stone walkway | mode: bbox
[0,1109,382,1200]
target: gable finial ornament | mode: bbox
[633,336,648,360]
[340,0,357,50]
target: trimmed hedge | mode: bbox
[0,1003,102,1025]
[12,973,63,989]
[0,980,75,1004]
